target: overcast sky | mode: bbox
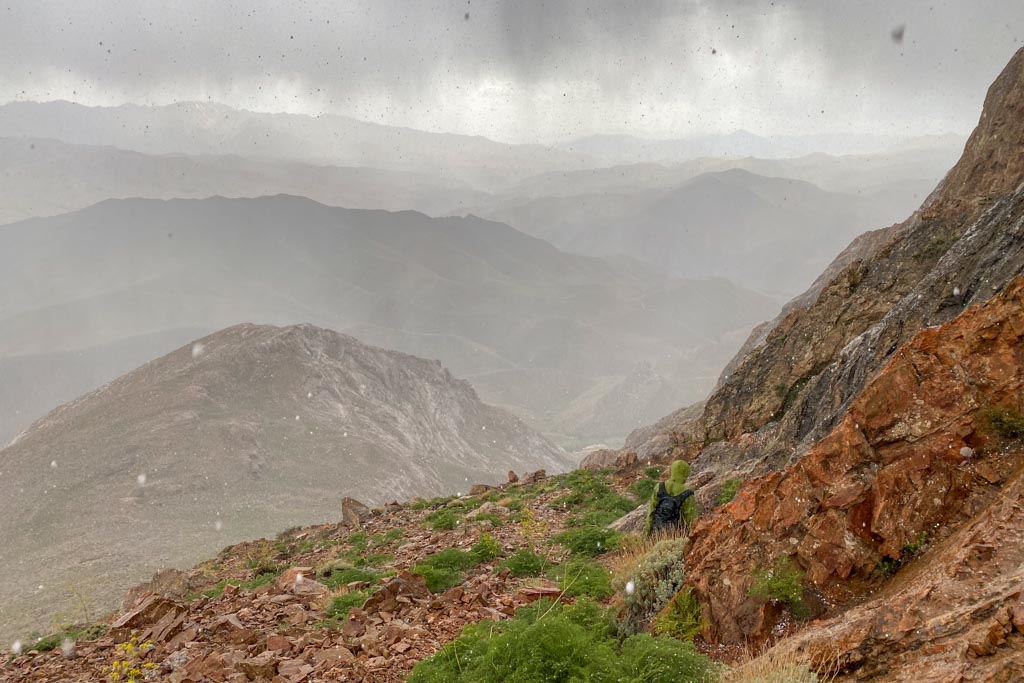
[1,0,1021,143]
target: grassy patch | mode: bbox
[202,567,282,598]
[551,469,637,518]
[411,545,493,593]
[26,624,108,652]
[424,508,460,531]
[500,548,547,578]
[553,526,621,557]
[547,559,613,599]
[408,599,717,683]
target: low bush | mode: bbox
[424,508,459,531]
[318,565,381,590]
[554,526,621,557]
[615,537,688,637]
[27,624,108,652]
[500,548,546,578]
[653,588,703,641]
[411,546,487,593]
[716,479,742,505]
[412,566,463,593]
[749,557,807,617]
[985,406,1024,440]
[552,469,637,518]
[469,511,505,527]
[408,599,716,683]
[470,533,502,562]
[325,591,370,621]
[202,567,282,598]
[629,477,657,502]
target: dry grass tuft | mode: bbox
[721,644,839,683]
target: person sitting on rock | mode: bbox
[646,460,698,534]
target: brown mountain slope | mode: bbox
[683,275,1024,678]
[631,47,1024,482]
[0,323,569,648]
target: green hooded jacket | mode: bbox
[645,460,698,534]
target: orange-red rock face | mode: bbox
[685,277,1024,652]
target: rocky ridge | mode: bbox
[629,47,1024,481]
[685,277,1024,667]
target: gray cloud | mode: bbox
[1,0,1021,142]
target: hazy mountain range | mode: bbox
[556,131,965,166]
[0,100,595,192]
[0,195,776,447]
[474,168,923,296]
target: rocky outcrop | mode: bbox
[684,277,1024,653]
[777,466,1024,681]
[640,48,1024,480]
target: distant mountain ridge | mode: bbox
[0,100,595,191]
[0,136,489,225]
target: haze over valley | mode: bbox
[3,2,1024,677]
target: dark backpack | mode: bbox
[651,482,694,532]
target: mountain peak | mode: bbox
[924,47,1024,219]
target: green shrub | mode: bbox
[619,632,717,682]
[423,548,479,571]
[469,512,505,527]
[408,599,715,683]
[716,479,741,505]
[412,565,464,593]
[326,591,370,620]
[471,533,502,562]
[616,537,688,637]
[319,565,381,590]
[27,624,108,652]
[985,406,1024,440]
[644,466,663,479]
[347,531,369,551]
[553,526,621,557]
[749,557,806,614]
[501,548,546,578]
[653,588,702,641]
[874,531,929,578]
[629,477,657,502]
[411,547,486,592]
[424,509,460,531]
[548,559,613,599]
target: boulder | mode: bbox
[341,497,371,529]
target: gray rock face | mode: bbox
[0,323,570,645]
